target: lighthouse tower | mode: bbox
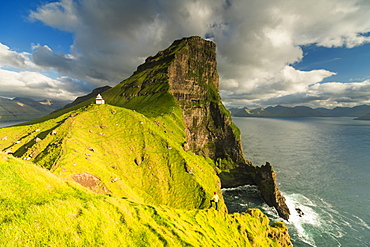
[95,94,105,104]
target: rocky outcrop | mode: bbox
[156,37,290,219]
[71,172,111,194]
[166,37,245,163]
[253,162,290,220]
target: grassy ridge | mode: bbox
[0,152,290,246]
[0,104,222,210]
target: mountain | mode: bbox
[0,36,291,246]
[231,104,370,118]
[316,105,370,117]
[232,105,327,117]
[228,107,248,116]
[354,112,370,120]
[0,97,69,122]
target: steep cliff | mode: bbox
[127,36,245,164]
[101,36,290,220]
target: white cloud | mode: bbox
[0,44,94,100]
[29,0,79,32]
[0,43,27,68]
[2,0,370,107]
[0,69,82,100]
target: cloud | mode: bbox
[0,43,96,100]
[29,0,79,32]
[2,0,370,107]
[0,68,89,100]
[0,43,27,68]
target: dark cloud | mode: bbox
[32,45,73,72]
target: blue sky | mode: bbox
[296,42,370,83]
[1,0,370,109]
[0,1,72,53]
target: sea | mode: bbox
[0,121,25,128]
[223,117,370,246]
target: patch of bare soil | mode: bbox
[71,172,111,194]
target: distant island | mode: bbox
[229,105,370,120]
[0,97,69,122]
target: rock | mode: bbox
[253,162,290,220]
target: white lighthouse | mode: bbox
[95,94,105,104]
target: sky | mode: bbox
[1,0,370,109]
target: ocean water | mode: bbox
[223,117,370,246]
[0,121,25,128]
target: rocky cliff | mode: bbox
[104,36,290,220]
[136,36,245,164]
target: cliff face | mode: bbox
[129,37,245,164]
[167,37,246,163]
[105,36,290,220]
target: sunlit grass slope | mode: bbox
[0,152,290,246]
[0,103,292,246]
[0,103,221,210]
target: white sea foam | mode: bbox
[223,185,370,246]
[282,193,369,247]
[222,184,259,193]
[284,193,321,247]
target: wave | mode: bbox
[282,193,370,247]
[222,184,259,193]
[223,186,370,246]
[283,193,323,246]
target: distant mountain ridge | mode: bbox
[0,97,69,122]
[230,105,370,119]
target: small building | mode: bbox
[96,94,105,104]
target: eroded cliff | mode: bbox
[106,36,290,220]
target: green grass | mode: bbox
[0,104,220,209]
[0,152,290,246]
[0,104,291,246]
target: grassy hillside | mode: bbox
[0,104,220,209]
[0,36,292,246]
[0,104,291,246]
[0,151,290,246]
